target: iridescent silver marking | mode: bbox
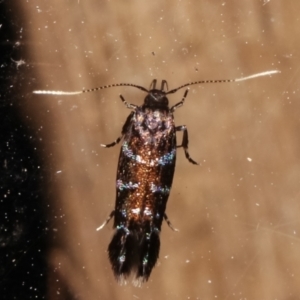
[131,208,141,215]
[150,183,170,194]
[144,207,152,216]
[157,148,176,166]
[122,141,175,166]
[117,179,139,191]
[122,142,134,160]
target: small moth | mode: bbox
[34,70,280,286]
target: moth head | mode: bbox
[143,80,169,108]
[144,90,169,108]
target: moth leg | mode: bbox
[120,95,138,110]
[176,125,198,165]
[170,89,189,112]
[164,213,179,232]
[100,136,122,148]
[96,210,114,231]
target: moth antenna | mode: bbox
[33,90,82,95]
[33,70,280,96]
[82,83,148,93]
[235,70,280,82]
[167,69,281,94]
[33,83,149,95]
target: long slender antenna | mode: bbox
[33,90,82,95]
[167,70,280,94]
[33,82,148,95]
[33,70,280,96]
[234,70,279,82]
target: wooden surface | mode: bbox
[17,1,300,299]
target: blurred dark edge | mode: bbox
[0,2,48,299]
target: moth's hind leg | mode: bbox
[100,136,122,148]
[164,213,179,231]
[176,125,198,165]
[96,210,114,231]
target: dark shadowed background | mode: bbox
[1,1,300,299]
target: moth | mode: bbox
[33,70,279,286]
